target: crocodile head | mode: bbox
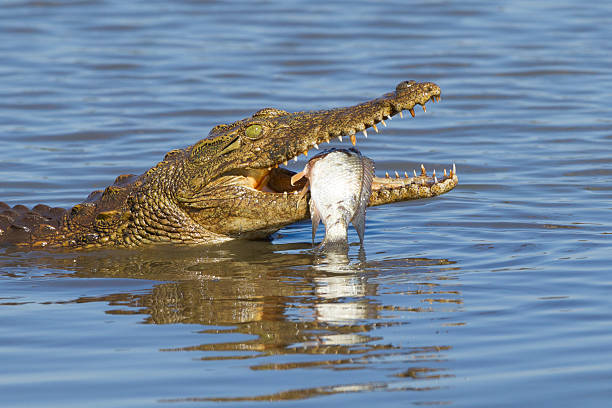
[172,80,457,240]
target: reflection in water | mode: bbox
[0,242,461,401]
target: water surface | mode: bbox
[1,1,611,407]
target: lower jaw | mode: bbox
[257,164,455,196]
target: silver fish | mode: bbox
[291,148,374,251]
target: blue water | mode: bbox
[1,1,611,407]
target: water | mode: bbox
[1,0,611,406]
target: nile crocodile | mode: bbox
[0,80,457,249]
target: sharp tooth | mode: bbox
[444,168,447,177]
[381,119,387,127]
[363,129,368,138]
[422,104,427,112]
[283,160,288,166]
[303,150,308,157]
[275,164,279,168]
[413,169,417,177]
[350,133,356,146]
[431,97,435,103]
[314,143,319,149]
[453,163,456,175]
[404,171,408,178]
[433,169,436,178]
[372,124,378,133]
[338,135,343,142]
[325,137,330,143]
[395,171,399,179]
[399,111,404,119]
[421,164,426,176]
[409,108,415,118]
[434,175,438,183]
[385,172,389,178]
[294,156,298,162]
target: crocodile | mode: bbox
[0,80,457,249]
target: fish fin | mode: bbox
[352,156,375,245]
[296,182,310,209]
[352,210,366,245]
[309,198,320,245]
[290,170,305,186]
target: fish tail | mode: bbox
[318,220,349,252]
[318,239,349,253]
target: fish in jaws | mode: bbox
[291,148,374,252]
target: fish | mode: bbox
[291,148,374,251]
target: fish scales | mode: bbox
[292,148,374,251]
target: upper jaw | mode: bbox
[264,80,442,169]
[211,80,453,200]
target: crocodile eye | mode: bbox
[245,124,263,140]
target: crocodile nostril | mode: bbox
[396,80,417,91]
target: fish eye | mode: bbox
[245,124,263,140]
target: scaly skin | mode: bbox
[0,80,458,249]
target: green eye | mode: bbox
[245,124,263,140]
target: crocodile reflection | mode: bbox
[6,241,462,399]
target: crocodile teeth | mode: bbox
[313,143,319,149]
[350,133,356,146]
[385,172,389,178]
[434,175,438,183]
[294,156,298,162]
[338,135,343,142]
[422,104,426,112]
[395,171,399,179]
[363,129,368,138]
[283,160,288,166]
[372,124,378,133]
[421,164,426,176]
[409,108,415,118]
[413,169,417,177]
[399,111,404,119]
[404,171,408,178]
[444,168,447,177]
[381,119,386,127]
